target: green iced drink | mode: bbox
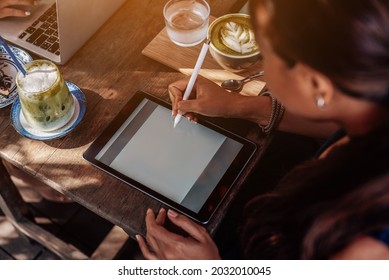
[16,60,74,131]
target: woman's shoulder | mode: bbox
[331,235,389,260]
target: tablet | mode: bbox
[83,91,256,224]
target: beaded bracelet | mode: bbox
[259,92,285,135]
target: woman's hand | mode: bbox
[168,76,244,122]
[136,208,221,260]
[0,0,35,18]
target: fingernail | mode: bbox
[147,208,152,214]
[159,208,165,214]
[167,209,178,218]
[25,11,31,16]
[135,234,141,241]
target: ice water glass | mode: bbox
[163,0,210,47]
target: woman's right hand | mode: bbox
[168,76,243,122]
[0,0,35,18]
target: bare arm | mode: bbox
[169,77,339,139]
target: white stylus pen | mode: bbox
[173,40,210,128]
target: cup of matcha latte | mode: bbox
[16,60,74,131]
[208,13,260,72]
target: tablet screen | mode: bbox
[84,91,256,223]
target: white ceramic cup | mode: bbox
[208,13,261,72]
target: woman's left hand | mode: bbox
[0,0,35,18]
[136,208,221,260]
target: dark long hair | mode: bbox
[241,127,389,259]
[250,0,389,104]
[242,0,389,259]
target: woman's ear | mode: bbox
[299,64,335,109]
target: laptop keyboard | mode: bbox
[18,4,60,56]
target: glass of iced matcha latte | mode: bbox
[16,60,74,131]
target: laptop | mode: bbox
[0,0,126,64]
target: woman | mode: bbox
[136,0,389,259]
[0,0,35,18]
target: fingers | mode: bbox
[168,79,187,117]
[144,208,179,250]
[155,208,166,225]
[0,1,35,18]
[144,208,160,250]
[184,113,198,123]
[0,7,29,17]
[146,208,207,243]
[142,208,188,259]
[136,209,161,259]
[139,208,216,259]
[167,209,209,242]
[178,99,202,115]
[171,92,203,117]
[135,234,157,260]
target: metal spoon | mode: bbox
[221,71,265,92]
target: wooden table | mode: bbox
[0,0,271,259]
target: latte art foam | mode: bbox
[220,22,257,54]
[209,15,259,56]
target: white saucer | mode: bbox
[0,46,32,108]
[10,81,86,140]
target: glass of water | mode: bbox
[163,0,210,47]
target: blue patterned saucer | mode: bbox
[10,81,86,140]
[0,46,32,108]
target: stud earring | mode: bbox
[316,96,325,108]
